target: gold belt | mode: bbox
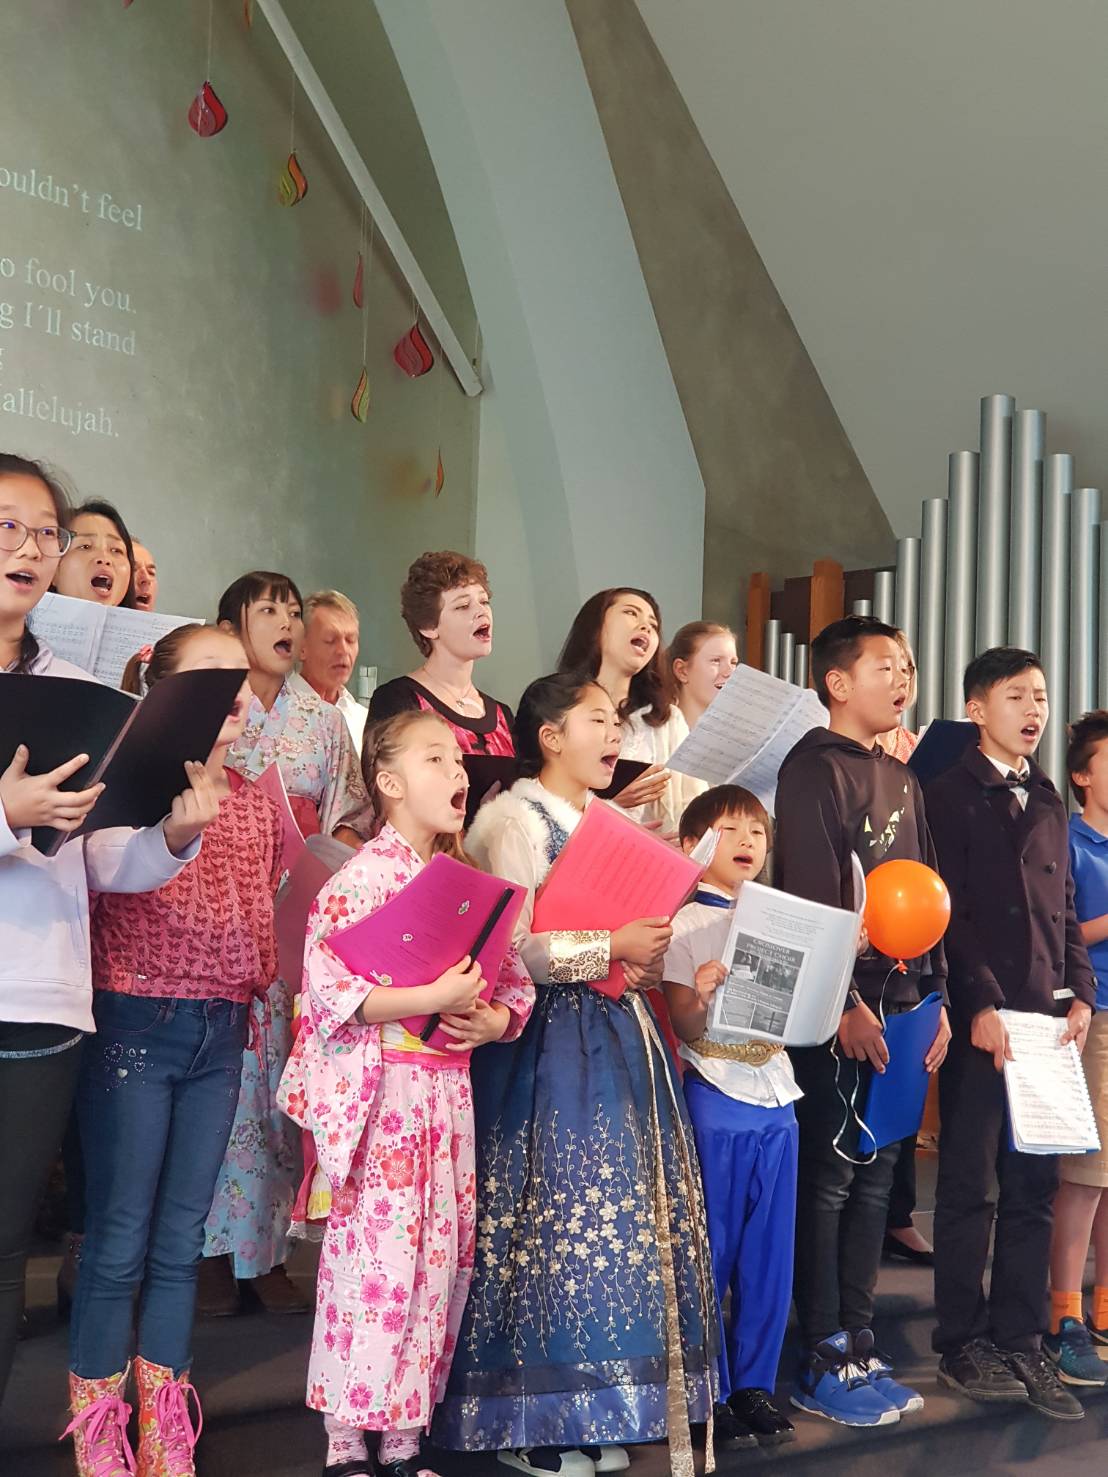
[689,1035,783,1067]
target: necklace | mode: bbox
[417,667,483,713]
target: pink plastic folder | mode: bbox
[274,838,355,988]
[532,802,704,999]
[327,853,526,1050]
[255,763,307,874]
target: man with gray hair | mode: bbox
[297,589,367,753]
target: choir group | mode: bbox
[3,449,1108,1477]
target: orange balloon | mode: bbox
[863,859,950,961]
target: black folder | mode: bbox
[461,755,652,826]
[592,758,651,802]
[462,755,520,826]
[0,668,247,854]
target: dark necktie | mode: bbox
[693,889,732,909]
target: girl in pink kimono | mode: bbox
[279,710,534,1477]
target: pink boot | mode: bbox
[134,1357,202,1477]
[61,1367,136,1477]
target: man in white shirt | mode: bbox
[298,590,367,753]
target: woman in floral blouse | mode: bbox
[200,572,367,1315]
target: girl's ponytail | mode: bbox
[120,624,206,696]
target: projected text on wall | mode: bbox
[0,163,144,442]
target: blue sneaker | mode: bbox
[791,1331,901,1427]
[853,1327,924,1413]
[1044,1318,1108,1387]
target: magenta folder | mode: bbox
[327,853,525,1050]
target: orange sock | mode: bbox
[1051,1289,1084,1333]
[1093,1285,1108,1332]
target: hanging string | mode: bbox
[289,70,297,152]
[205,0,215,78]
[362,212,376,365]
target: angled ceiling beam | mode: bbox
[255,0,483,397]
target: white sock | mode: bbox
[324,1415,368,1466]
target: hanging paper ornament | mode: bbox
[278,152,308,206]
[243,0,254,25]
[188,81,228,138]
[434,450,445,496]
[393,323,435,378]
[352,252,364,309]
[351,368,371,423]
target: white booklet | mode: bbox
[1000,1010,1101,1155]
[29,591,200,689]
[666,663,827,811]
[708,856,865,1047]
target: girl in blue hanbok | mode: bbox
[432,672,717,1477]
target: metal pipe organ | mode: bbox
[888,394,1103,792]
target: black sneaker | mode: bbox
[1003,1349,1085,1421]
[938,1338,1030,1403]
[728,1387,796,1445]
[710,1401,758,1450]
[375,1461,439,1477]
[324,1461,374,1477]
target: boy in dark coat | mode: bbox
[926,647,1095,1421]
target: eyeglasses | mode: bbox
[0,519,74,557]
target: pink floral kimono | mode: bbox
[278,824,534,1431]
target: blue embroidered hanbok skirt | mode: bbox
[431,983,716,1462]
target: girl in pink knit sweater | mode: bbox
[64,623,285,1477]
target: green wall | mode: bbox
[0,0,479,678]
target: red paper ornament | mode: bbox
[352,252,364,309]
[243,0,254,25]
[434,450,445,496]
[863,860,950,962]
[393,323,435,378]
[188,81,228,138]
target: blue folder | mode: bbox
[860,992,944,1151]
[906,719,977,787]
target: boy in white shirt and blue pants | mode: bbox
[663,785,798,1448]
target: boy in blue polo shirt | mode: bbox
[1047,710,1108,1384]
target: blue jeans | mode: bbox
[71,993,248,1377]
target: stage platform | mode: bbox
[4,1174,1108,1475]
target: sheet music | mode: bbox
[666,664,828,807]
[1000,1010,1100,1155]
[29,592,200,687]
[26,591,103,672]
[709,879,860,1046]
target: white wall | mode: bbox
[377,0,707,692]
[638,0,1108,536]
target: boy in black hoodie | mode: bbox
[775,616,949,1427]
